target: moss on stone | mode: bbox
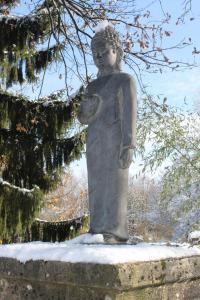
[161,260,166,270]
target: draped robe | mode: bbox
[78,72,137,241]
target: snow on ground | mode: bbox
[189,230,200,240]
[0,234,200,264]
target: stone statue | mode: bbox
[78,25,137,243]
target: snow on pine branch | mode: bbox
[0,178,39,194]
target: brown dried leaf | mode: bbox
[192,47,200,55]
[164,31,171,37]
[16,123,28,133]
[139,40,148,49]
[156,47,162,52]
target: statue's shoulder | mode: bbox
[86,73,136,90]
[117,72,135,83]
[116,73,136,89]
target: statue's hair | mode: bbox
[91,26,122,51]
[91,25,123,69]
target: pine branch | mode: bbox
[0,14,49,50]
[0,129,86,190]
[0,28,63,86]
[0,177,39,194]
[0,0,20,14]
[27,215,89,242]
[0,177,44,242]
[0,88,80,138]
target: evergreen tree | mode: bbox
[0,0,85,242]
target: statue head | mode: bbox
[91,25,123,77]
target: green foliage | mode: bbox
[0,89,86,190]
[0,89,76,138]
[24,215,89,243]
[0,1,62,86]
[0,44,63,87]
[0,179,44,242]
[0,88,85,241]
[0,129,85,190]
[136,94,200,202]
[0,12,50,52]
[0,0,19,14]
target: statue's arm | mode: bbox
[119,76,137,168]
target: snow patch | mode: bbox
[0,234,200,264]
[67,233,104,244]
[0,178,39,194]
[94,20,111,33]
[189,231,200,240]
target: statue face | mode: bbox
[92,43,117,71]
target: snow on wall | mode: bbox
[0,234,199,264]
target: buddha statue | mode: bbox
[78,25,137,243]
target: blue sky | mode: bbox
[12,0,200,107]
[10,0,200,177]
[71,0,200,177]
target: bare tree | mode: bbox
[44,0,196,89]
[1,0,197,91]
[39,170,88,222]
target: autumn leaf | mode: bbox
[164,31,171,37]
[156,47,162,52]
[126,38,133,51]
[139,40,148,49]
[16,123,28,133]
[134,15,140,26]
[192,47,200,55]
[0,155,8,168]
[0,9,9,15]
[80,190,85,198]
[31,118,39,125]
[143,10,150,18]
[134,15,140,23]
[163,55,169,63]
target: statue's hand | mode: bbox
[78,93,102,124]
[119,147,133,169]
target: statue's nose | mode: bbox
[97,53,102,59]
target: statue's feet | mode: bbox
[128,235,144,245]
[103,233,127,244]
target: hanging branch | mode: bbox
[0,88,80,138]
[0,43,63,87]
[0,0,20,14]
[0,178,40,194]
[0,0,197,88]
[0,14,50,51]
[0,178,44,242]
[40,0,196,89]
[26,214,89,242]
[0,128,86,190]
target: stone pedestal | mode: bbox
[0,254,200,299]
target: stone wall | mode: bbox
[0,255,200,299]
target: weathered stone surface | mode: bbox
[78,25,137,242]
[1,255,200,299]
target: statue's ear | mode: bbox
[116,48,123,70]
[116,48,123,63]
